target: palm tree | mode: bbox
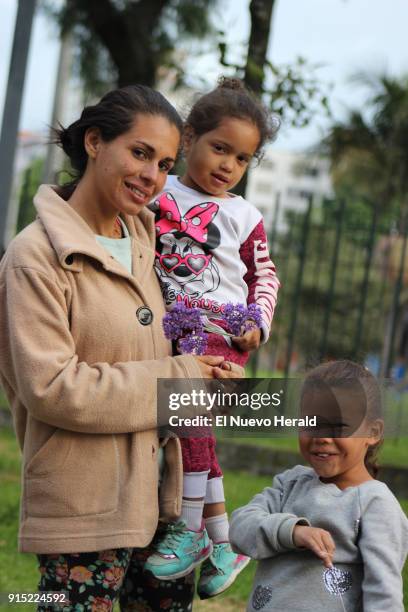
[323,74,408,376]
[323,74,408,219]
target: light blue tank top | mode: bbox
[95,217,132,274]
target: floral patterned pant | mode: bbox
[37,543,195,612]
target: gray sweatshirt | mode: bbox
[230,466,408,612]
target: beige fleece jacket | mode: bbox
[0,185,203,554]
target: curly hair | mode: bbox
[186,76,280,159]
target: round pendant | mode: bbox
[136,306,154,326]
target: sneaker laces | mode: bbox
[157,522,188,553]
[207,544,229,574]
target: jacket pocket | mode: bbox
[25,432,119,518]
[159,437,182,521]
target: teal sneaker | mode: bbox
[197,542,250,599]
[144,521,213,580]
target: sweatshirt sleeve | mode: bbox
[229,471,310,559]
[2,266,203,435]
[358,487,408,612]
[239,219,280,342]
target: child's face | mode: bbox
[298,385,382,489]
[182,117,260,197]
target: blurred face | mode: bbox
[86,113,180,215]
[299,432,374,489]
[182,117,260,198]
[298,386,382,489]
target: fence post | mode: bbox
[284,194,313,380]
[352,200,379,359]
[381,214,408,378]
[319,198,346,360]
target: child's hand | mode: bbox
[293,525,335,568]
[232,321,261,351]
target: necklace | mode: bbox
[112,217,123,239]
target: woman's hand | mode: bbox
[195,355,244,379]
[293,525,335,568]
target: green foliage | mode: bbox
[41,0,219,91]
[322,73,408,219]
[41,0,331,132]
[16,158,44,233]
[219,40,332,129]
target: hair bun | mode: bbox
[217,76,245,91]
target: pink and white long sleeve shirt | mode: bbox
[151,175,280,342]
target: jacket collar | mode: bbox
[34,185,156,275]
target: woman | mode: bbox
[0,85,238,611]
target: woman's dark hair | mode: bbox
[55,85,183,198]
[186,76,280,159]
[301,360,383,478]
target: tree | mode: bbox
[322,74,408,221]
[244,0,276,94]
[16,158,44,233]
[219,0,330,131]
[43,0,219,92]
[321,74,408,375]
[219,0,329,197]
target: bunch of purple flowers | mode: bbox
[223,302,263,336]
[162,302,263,355]
[162,303,208,355]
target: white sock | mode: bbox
[183,470,209,498]
[204,477,225,503]
[181,498,204,531]
[204,512,230,543]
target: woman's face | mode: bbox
[86,113,180,216]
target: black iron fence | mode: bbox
[252,194,407,378]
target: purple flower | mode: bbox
[222,302,262,336]
[162,303,204,340]
[178,332,208,355]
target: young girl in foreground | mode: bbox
[145,78,280,597]
[230,360,408,611]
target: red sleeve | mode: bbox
[239,219,280,340]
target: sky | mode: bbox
[1,0,408,151]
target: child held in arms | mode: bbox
[146,77,280,598]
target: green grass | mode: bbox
[223,435,408,468]
[0,427,407,609]
[0,428,39,611]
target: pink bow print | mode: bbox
[155,192,218,243]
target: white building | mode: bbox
[15,130,46,173]
[247,149,334,232]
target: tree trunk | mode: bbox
[234,0,276,196]
[245,0,276,94]
[67,0,169,87]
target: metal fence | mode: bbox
[251,194,408,378]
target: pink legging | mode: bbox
[180,333,249,478]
